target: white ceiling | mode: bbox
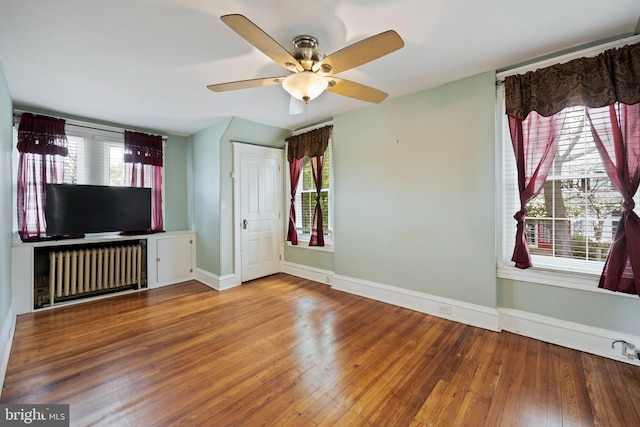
[0,0,638,136]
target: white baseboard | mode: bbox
[331,274,501,332]
[283,262,640,365]
[0,308,16,400]
[500,308,640,366]
[194,268,241,291]
[282,262,333,285]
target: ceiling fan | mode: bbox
[207,14,405,106]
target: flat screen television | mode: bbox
[45,184,152,236]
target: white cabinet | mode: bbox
[11,245,33,315]
[154,233,195,287]
[10,231,196,313]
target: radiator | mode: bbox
[48,244,144,304]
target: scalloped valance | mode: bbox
[286,125,333,162]
[505,41,640,120]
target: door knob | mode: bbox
[243,219,248,229]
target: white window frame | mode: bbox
[495,35,640,297]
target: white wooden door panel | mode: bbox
[238,147,283,282]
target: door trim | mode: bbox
[232,142,284,283]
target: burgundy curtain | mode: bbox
[287,157,304,245]
[587,102,640,294]
[309,155,324,246]
[286,125,332,246]
[509,111,567,268]
[124,130,163,232]
[16,113,68,241]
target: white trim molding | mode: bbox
[194,268,241,291]
[331,274,501,332]
[500,308,640,366]
[282,261,333,285]
[0,308,16,399]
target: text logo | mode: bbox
[0,405,69,426]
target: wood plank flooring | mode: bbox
[2,273,639,426]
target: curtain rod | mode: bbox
[13,111,168,141]
[291,118,333,136]
[496,33,640,81]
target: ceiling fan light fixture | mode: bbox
[282,71,327,102]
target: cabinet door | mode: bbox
[156,235,193,285]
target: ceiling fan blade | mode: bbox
[313,30,404,75]
[207,76,286,92]
[325,78,388,103]
[221,14,303,73]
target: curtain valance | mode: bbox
[286,125,333,162]
[17,113,68,156]
[124,130,163,166]
[505,41,640,120]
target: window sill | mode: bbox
[286,241,334,253]
[497,264,638,298]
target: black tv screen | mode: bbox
[45,184,152,236]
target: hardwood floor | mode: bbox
[2,273,639,426]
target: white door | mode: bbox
[235,143,283,282]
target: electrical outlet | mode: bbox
[437,304,452,315]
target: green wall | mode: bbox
[282,72,497,307]
[332,71,497,307]
[284,245,335,272]
[163,134,190,231]
[189,119,229,275]
[0,62,13,333]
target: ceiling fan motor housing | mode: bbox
[290,35,326,71]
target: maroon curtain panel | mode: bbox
[124,130,164,232]
[287,157,304,245]
[587,102,640,294]
[16,113,68,242]
[309,155,324,246]
[508,111,567,268]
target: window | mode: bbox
[12,118,162,236]
[64,131,125,186]
[501,104,636,275]
[293,141,333,244]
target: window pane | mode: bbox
[294,141,332,238]
[301,191,313,232]
[302,160,313,191]
[511,106,627,266]
[64,136,80,184]
[109,145,124,186]
[299,190,329,235]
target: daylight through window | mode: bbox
[503,105,637,273]
[294,141,332,242]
